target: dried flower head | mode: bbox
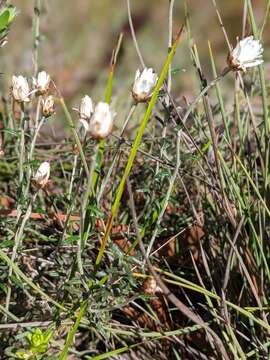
[12,75,30,102]
[132,68,158,103]
[89,102,114,139]
[227,36,264,72]
[143,277,162,295]
[42,95,55,118]
[33,162,50,188]
[33,71,51,94]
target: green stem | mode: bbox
[59,97,89,177]
[95,28,183,267]
[58,300,88,360]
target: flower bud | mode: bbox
[79,95,93,120]
[33,162,50,188]
[41,95,55,117]
[89,102,114,139]
[12,75,30,103]
[132,68,158,103]
[78,95,94,133]
[33,71,50,94]
[227,36,264,72]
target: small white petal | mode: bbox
[132,67,158,102]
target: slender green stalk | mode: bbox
[247,0,270,250]
[95,28,183,267]
[167,0,175,96]
[78,143,99,275]
[0,304,20,322]
[146,129,181,258]
[24,115,46,195]
[5,192,38,315]
[127,0,145,68]
[59,300,88,360]
[208,41,231,143]
[89,33,123,198]
[59,97,89,177]
[18,106,25,189]
[97,103,137,204]
[229,150,270,219]
[259,0,270,38]
[58,34,123,358]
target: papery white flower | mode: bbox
[78,95,94,132]
[132,68,158,102]
[89,102,114,139]
[42,95,55,117]
[33,161,50,188]
[33,71,50,94]
[227,36,264,72]
[79,95,93,120]
[12,75,30,102]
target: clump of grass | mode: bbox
[0,0,270,359]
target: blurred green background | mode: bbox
[1,0,269,118]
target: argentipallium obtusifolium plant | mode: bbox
[2,0,270,357]
[75,95,115,139]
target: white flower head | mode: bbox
[33,161,50,188]
[42,95,55,118]
[227,36,264,72]
[132,68,158,102]
[89,102,114,139]
[12,75,30,102]
[33,71,50,94]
